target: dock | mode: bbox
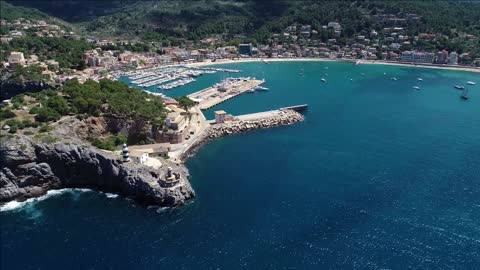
[188,78,264,110]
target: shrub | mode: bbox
[23,130,34,136]
[11,95,25,107]
[29,106,41,114]
[35,107,61,122]
[90,134,127,151]
[8,126,17,134]
[38,124,51,133]
[0,108,16,120]
[5,119,21,127]
[46,95,69,115]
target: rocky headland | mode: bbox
[0,116,195,207]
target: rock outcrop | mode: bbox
[0,136,194,206]
[0,80,55,100]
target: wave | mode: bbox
[0,188,92,212]
[104,193,119,199]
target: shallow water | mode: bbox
[2,61,480,269]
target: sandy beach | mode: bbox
[185,57,480,73]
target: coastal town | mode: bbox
[2,12,480,88]
[1,13,479,172]
[2,2,480,270]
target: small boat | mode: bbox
[391,77,398,81]
[454,85,465,90]
[355,60,361,66]
[417,78,423,81]
[460,89,469,100]
[321,78,327,82]
[467,81,476,85]
[413,86,421,90]
[383,72,387,75]
[361,73,365,76]
[350,78,353,81]
[246,88,256,93]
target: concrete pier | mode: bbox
[188,79,264,110]
[280,104,308,112]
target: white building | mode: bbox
[130,151,149,165]
[448,51,458,65]
[328,22,341,31]
[7,51,25,68]
[215,110,227,124]
[400,51,435,64]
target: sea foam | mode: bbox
[0,188,92,212]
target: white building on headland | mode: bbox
[130,151,149,165]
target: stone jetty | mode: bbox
[208,109,304,138]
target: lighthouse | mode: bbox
[122,143,130,163]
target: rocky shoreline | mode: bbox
[180,109,304,161]
[0,136,194,206]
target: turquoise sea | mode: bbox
[2,61,480,269]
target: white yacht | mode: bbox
[413,86,421,90]
[391,77,398,81]
[467,81,476,85]
[417,78,424,81]
[321,78,327,82]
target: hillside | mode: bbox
[0,0,50,21]
[3,1,480,60]
[7,1,480,41]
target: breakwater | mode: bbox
[208,109,304,138]
[180,109,304,161]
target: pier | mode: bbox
[280,104,308,112]
[188,78,264,110]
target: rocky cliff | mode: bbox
[0,80,55,100]
[0,136,194,206]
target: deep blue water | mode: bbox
[2,61,480,270]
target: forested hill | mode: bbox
[4,1,480,54]
[6,1,480,42]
